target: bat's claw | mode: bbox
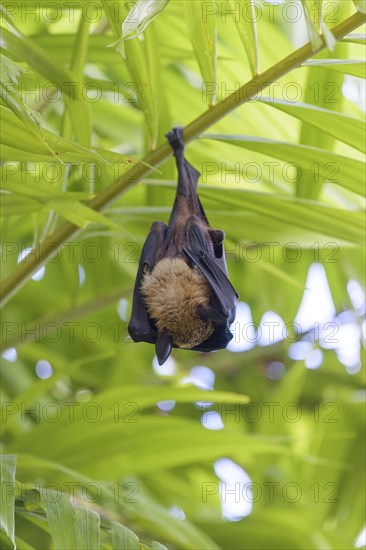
[166,127,185,156]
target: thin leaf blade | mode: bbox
[41,489,78,550]
[260,97,365,153]
[230,0,259,76]
[0,455,16,549]
[205,134,365,196]
[111,522,140,550]
[73,505,100,550]
[185,0,217,104]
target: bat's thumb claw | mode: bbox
[166,127,185,155]
[156,332,173,366]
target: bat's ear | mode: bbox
[198,306,226,324]
[156,332,173,366]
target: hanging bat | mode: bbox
[128,127,238,365]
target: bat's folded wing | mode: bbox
[184,246,238,323]
[183,248,238,352]
[128,222,167,344]
[193,322,234,351]
[184,220,238,319]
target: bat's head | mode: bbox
[141,257,215,364]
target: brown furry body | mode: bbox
[141,257,214,348]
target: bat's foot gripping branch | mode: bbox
[166,127,185,155]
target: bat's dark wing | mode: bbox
[183,217,239,352]
[128,221,167,344]
[193,324,234,351]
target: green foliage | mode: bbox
[0,0,365,549]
